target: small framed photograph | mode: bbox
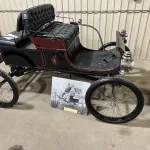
[51,77,91,115]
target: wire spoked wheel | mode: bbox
[85,78,144,124]
[0,69,19,108]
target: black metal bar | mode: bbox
[128,2,136,48]
[133,1,145,57]
[1,10,150,13]
[11,66,111,81]
[70,73,98,81]
[140,1,150,58]
[92,0,95,49]
[98,0,102,48]
[110,0,116,42]
[61,0,64,22]
[104,0,109,44]
[117,0,123,31]
[86,0,88,47]
[124,0,131,30]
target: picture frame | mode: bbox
[51,77,91,115]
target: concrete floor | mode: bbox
[0,63,150,150]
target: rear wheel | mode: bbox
[0,69,19,108]
[99,42,130,51]
[85,77,144,124]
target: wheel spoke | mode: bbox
[114,88,131,101]
[116,93,136,103]
[89,79,142,123]
[116,104,126,117]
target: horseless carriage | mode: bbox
[0,4,144,124]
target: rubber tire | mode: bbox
[85,77,144,124]
[99,42,130,51]
[0,69,19,108]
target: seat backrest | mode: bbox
[21,4,55,35]
[17,12,24,32]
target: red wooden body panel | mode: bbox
[30,37,66,51]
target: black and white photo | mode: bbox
[51,77,91,115]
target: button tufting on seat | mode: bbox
[22,4,55,35]
[36,22,79,46]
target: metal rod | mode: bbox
[74,0,76,21]
[124,0,130,39]
[128,2,136,49]
[9,0,16,27]
[55,0,58,13]
[133,1,145,57]
[80,0,82,43]
[68,0,70,20]
[98,0,102,48]
[86,0,88,47]
[141,1,150,59]
[0,10,150,13]
[61,0,64,22]
[26,0,29,8]
[0,13,7,34]
[104,0,109,43]
[118,0,123,31]
[20,0,24,9]
[110,0,116,42]
[32,0,34,6]
[2,2,9,33]
[92,0,96,49]
[3,1,11,32]
[55,15,74,22]
[146,31,150,59]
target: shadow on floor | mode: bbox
[16,71,86,96]
[9,145,24,150]
[124,119,150,128]
[11,102,34,110]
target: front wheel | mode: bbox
[85,77,144,124]
[0,69,19,108]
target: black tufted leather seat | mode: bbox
[22,4,55,35]
[17,13,24,32]
[17,4,55,33]
[21,4,79,46]
[35,22,79,46]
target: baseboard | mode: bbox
[134,58,150,71]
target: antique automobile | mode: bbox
[0,4,144,124]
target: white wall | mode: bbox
[0,0,150,65]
